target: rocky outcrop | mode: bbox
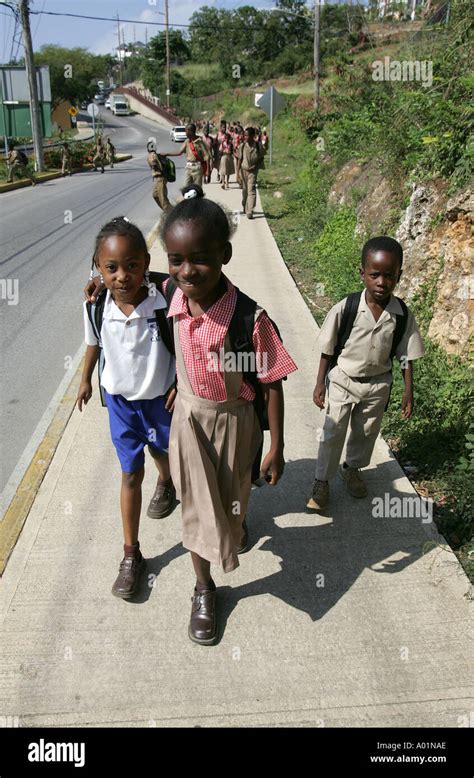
[327,160,473,357]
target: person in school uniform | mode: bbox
[61,143,72,176]
[106,137,116,169]
[307,236,424,510]
[202,126,214,183]
[166,124,210,188]
[147,141,172,213]
[6,143,36,185]
[235,127,266,219]
[93,136,105,173]
[218,131,234,189]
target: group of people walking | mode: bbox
[5,135,116,184]
[147,119,267,220]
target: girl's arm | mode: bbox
[77,345,100,411]
[313,353,332,409]
[401,360,414,419]
[259,380,285,486]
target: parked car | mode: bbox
[94,93,105,104]
[80,101,88,110]
[170,126,187,142]
[105,98,111,110]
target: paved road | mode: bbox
[0,108,184,507]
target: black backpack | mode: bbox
[85,275,174,408]
[160,273,284,482]
[18,150,28,165]
[158,155,176,183]
[328,291,409,371]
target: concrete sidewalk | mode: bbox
[0,181,471,727]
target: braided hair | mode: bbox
[159,184,237,247]
[90,216,148,276]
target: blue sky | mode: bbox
[0,0,312,62]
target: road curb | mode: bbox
[0,216,160,576]
[0,154,133,194]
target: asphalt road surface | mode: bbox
[0,108,186,508]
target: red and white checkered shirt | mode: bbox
[164,275,297,401]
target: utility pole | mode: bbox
[19,0,44,171]
[117,14,123,86]
[165,0,170,109]
[314,1,321,110]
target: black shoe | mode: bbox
[236,519,249,554]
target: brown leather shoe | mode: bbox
[236,519,249,554]
[188,588,218,645]
[147,479,176,519]
[111,554,145,599]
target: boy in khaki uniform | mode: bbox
[61,143,72,176]
[166,124,209,187]
[307,237,424,509]
[6,143,36,185]
[93,137,105,173]
[235,127,266,219]
[146,141,172,213]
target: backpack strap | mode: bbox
[330,291,361,370]
[86,292,107,406]
[390,297,409,360]
[148,272,176,356]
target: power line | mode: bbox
[26,7,316,33]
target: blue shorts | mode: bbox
[104,391,172,473]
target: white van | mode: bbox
[112,98,130,116]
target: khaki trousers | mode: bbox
[152,176,171,212]
[241,169,257,215]
[184,163,203,187]
[315,366,392,480]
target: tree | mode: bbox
[147,29,191,66]
[34,45,114,106]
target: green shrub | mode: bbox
[312,206,362,301]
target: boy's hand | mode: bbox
[165,385,177,412]
[401,391,413,419]
[84,276,105,303]
[260,447,285,486]
[313,382,326,409]
[77,382,92,412]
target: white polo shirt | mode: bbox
[83,288,176,401]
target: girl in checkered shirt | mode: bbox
[161,184,297,645]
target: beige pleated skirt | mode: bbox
[219,153,235,176]
[169,387,262,572]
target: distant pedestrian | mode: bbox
[235,127,266,219]
[215,120,227,183]
[202,127,214,184]
[159,184,297,644]
[166,124,210,188]
[106,137,115,168]
[93,136,105,173]
[77,216,177,599]
[218,132,234,190]
[6,142,36,185]
[61,142,72,176]
[147,141,172,213]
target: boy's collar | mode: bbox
[360,290,404,316]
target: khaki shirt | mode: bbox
[147,151,164,178]
[317,291,424,377]
[236,141,265,171]
[7,150,24,166]
[179,137,210,163]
